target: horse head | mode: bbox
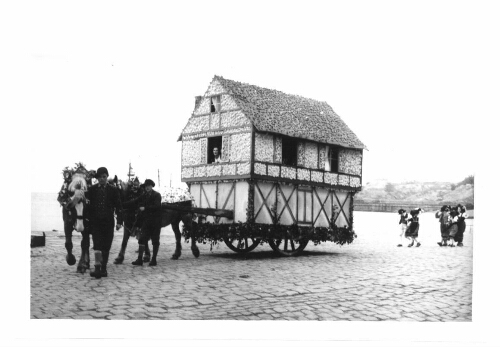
[68,166,89,232]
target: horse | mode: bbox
[57,165,92,274]
[159,188,200,260]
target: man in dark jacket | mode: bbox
[86,167,123,278]
[132,179,162,266]
[114,177,151,264]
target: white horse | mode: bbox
[61,168,92,273]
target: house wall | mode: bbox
[181,79,252,182]
[253,181,353,228]
[189,181,249,223]
[253,132,363,189]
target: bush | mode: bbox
[457,175,474,187]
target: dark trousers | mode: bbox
[455,221,466,243]
[139,221,161,246]
[91,221,115,252]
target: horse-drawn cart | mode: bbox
[172,76,366,257]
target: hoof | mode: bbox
[132,259,143,266]
[143,255,151,263]
[171,252,180,260]
[66,254,76,266]
[149,259,157,266]
[114,255,124,264]
[192,247,200,258]
[90,266,102,279]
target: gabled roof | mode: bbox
[214,76,366,150]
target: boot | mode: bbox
[101,251,109,277]
[132,244,145,266]
[149,244,159,266]
[90,251,102,279]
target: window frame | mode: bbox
[210,95,221,113]
[207,136,223,164]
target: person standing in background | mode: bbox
[455,204,469,247]
[132,179,162,266]
[436,205,451,247]
[397,209,408,247]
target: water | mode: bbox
[31,192,63,231]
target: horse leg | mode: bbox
[183,214,199,258]
[83,230,90,269]
[171,220,182,260]
[114,225,131,264]
[64,214,76,266]
[77,230,90,273]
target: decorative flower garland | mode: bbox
[160,186,195,204]
[181,221,357,250]
[57,162,95,208]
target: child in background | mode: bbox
[406,208,424,247]
[447,207,460,247]
[436,205,451,247]
[455,204,469,247]
[397,209,408,247]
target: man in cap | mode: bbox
[114,177,151,264]
[86,167,123,278]
[132,179,162,266]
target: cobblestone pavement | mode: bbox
[30,212,473,321]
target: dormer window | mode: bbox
[325,146,339,172]
[210,95,221,113]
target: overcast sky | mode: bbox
[4,1,496,192]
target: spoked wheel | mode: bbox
[223,236,261,253]
[268,235,309,256]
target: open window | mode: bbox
[325,146,339,172]
[207,136,223,163]
[210,95,221,113]
[282,137,298,167]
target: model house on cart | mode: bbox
[178,76,366,229]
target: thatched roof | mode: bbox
[214,76,366,150]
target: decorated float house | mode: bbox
[178,76,366,244]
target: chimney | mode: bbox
[195,96,202,109]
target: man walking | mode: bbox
[132,179,162,266]
[114,177,151,264]
[86,167,123,278]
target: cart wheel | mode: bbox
[223,236,261,253]
[268,236,308,256]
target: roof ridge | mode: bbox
[214,75,329,105]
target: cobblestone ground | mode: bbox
[30,212,473,321]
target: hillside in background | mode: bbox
[356,176,474,208]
